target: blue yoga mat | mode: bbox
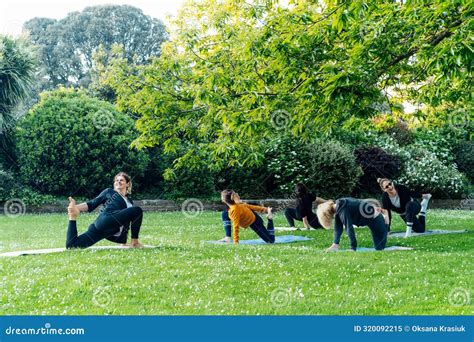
[336,246,413,252]
[389,229,467,238]
[207,235,312,245]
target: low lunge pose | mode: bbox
[284,183,326,230]
[317,198,389,252]
[221,189,275,244]
[66,172,144,249]
[377,178,432,237]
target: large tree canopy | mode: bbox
[104,0,472,172]
[23,5,168,89]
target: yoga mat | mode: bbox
[389,229,468,238]
[207,235,312,245]
[0,245,157,257]
[335,246,414,252]
[275,227,300,231]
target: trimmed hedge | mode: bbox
[15,88,149,196]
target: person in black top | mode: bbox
[377,178,432,238]
[317,198,390,251]
[284,183,326,230]
[66,172,144,248]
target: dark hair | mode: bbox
[294,183,308,199]
[114,172,132,194]
[221,189,235,205]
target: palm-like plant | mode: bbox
[0,35,37,167]
[0,35,37,131]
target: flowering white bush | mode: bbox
[368,133,465,197]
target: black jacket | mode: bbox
[86,188,134,216]
[296,193,316,218]
[382,184,422,228]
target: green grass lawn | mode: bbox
[0,209,472,315]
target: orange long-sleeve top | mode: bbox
[228,203,267,244]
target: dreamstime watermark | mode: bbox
[270,110,291,131]
[3,198,26,218]
[448,288,470,306]
[181,198,204,218]
[358,199,378,219]
[92,109,115,131]
[5,323,85,336]
[92,286,114,308]
[448,108,470,129]
[270,287,304,308]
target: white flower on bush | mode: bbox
[370,133,465,197]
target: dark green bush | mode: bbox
[305,139,363,199]
[266,136,362,199]
[354,146,403,195]
[454,141,474,182]
[15,88,149,196]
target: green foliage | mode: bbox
[354,146,403,195]
[265,136,310,194]
[215,165,273,198]
[23,5,168,90]
[0,35,37,168]
[15,88,149,195]
[372,134,466,198]
[266,137,362,198]
[0,168,15,202]
[454,141,474,182]
[305,139,363,199]
[162,165,217,200]
[0,35,37,123]
[103,0,472,170]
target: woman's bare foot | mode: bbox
[325,243,340,253]
[67,197,80,220]
[266,207,273,220]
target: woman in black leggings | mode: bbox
[66,172,144,249]
[284,183,326,230]
[377,178,432,238]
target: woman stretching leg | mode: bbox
[221,189,275,244]
[377,178,432,238]
[66,172,144,249]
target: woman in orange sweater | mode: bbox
[220,189,275,244]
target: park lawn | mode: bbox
[0,209,472,315]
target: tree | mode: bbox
[0,35,37,168]
[23,5,168,89]
[104,0,472,172]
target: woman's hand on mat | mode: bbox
[130,239,144,248]
[325,243,339,253]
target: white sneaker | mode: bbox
[405,227,413,238]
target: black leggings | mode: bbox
[66,207,143,249]
[367,215,388,250]
[400,201,425,233]
[249,214,275,243]
[284,208,322,229]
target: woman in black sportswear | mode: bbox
[377,178,432,238]
[66,172,144,248]
[284,183,326,230]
